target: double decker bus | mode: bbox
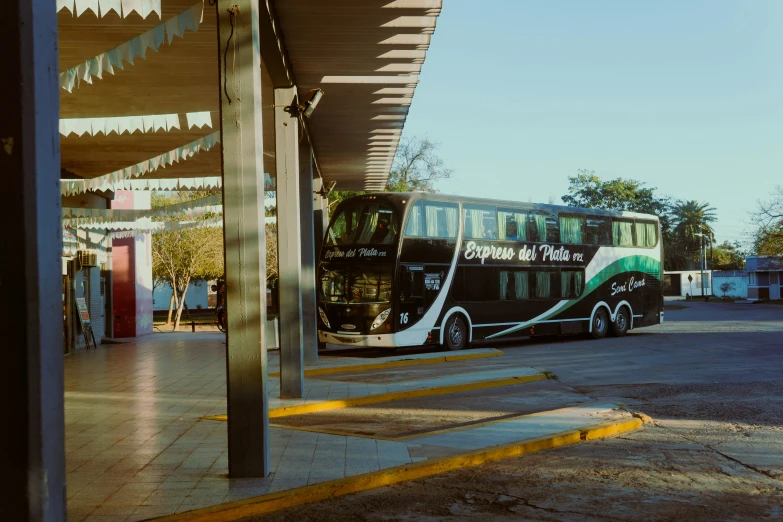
[317,192,663,350]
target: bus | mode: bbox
[317,192,663,350]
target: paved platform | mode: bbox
[64,332,633,521]
[63,333,516,521]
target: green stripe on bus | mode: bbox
[491,255,661,338]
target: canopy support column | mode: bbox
[1,0,66,519]
[275,87,305,398]
[217,0,270,478]
[313,180,330,258]
[300,144,319,365]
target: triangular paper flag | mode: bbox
[75,0,99,17]
[165,16,180,44]
[100,0,122,17]
[130,35,147,61]
[152,24,165,50]
[57,0,75,14]
[122,0,142,17]
[100,52,114,76]
[166,114,181,131]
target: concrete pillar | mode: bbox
[1,0,66,519]
[217,0,270,478]
[313,180,330,257]
[274,87,305,398]
[299,144,318,365]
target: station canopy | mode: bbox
[58,0,441,193]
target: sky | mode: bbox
[401,0,783,247]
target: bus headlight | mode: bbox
[318,307,331,329]
[371,308,391,330]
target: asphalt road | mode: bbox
[252,301,783,521]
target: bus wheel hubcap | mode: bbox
[449,322,462,346]
[617,313,626,330]
[594,315,604,332]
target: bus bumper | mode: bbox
[319,330,399,348]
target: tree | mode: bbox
[719,281,736,297]
[712,241,746,270]
[386,136,453,192]
[752,186,783,255]
[151,191,224,329]
[671,200,716,268]
[152,227,224,330]
[561,170,685,268]
[328,135,452,209]
[562,170,670,216]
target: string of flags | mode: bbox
[62,194,223,225]
[59,112,213,137]
[60,131,220,196]
[57,0,162,19]
[59,1,204,92]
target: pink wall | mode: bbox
[111,191,153,338]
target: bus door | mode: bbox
[397,264,446,331]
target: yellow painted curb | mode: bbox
[268,349,504,378]
[150,416,643,522]
[201,373,547,422]
[580,417,643,441]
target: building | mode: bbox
[7,0,442,518]
[747,256,783,301]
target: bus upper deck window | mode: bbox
[463,205,498,240]
[405,201,458,239]
[559,214,585,244]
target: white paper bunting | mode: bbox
[59,132,221,196]
[186,112,212,129]
[62,194,223,225]
[60,2,203,92]
[57,0,160,18]
[75,0,99,17]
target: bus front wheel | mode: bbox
[444,315,468,351]
[610,308,629,337]
[590,309,609,339]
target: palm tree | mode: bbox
[672,200,716,268]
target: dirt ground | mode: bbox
[242,302,783,521]
[252,382,783,521]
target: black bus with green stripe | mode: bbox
[317,192,663,350]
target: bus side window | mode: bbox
[463,205,498,240]
[528,211,558,243]
[612,219,635,247]
[586,216,611,245]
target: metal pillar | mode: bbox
[313,182,330,257]
[274,87,305,398]
[217,0,269,478]
[1,0,66,519]
[299,143,318,365]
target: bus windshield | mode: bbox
[318,264,393,304]
[327,201,398,245]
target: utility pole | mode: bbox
[695,232,706,299]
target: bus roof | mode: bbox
[348,192,661,222]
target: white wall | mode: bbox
[712,272,748,298]
[153,280,209,311]
[666,270,712,297]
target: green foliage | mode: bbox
[562,170,668,215]
[327,136,452,211]
[561,170,720,271]
[712,241,746,270]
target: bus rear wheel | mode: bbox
[611,308,630,337]
[444,315,468,351]
[590,308,609,339]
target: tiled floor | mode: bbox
[64,332,614,522]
